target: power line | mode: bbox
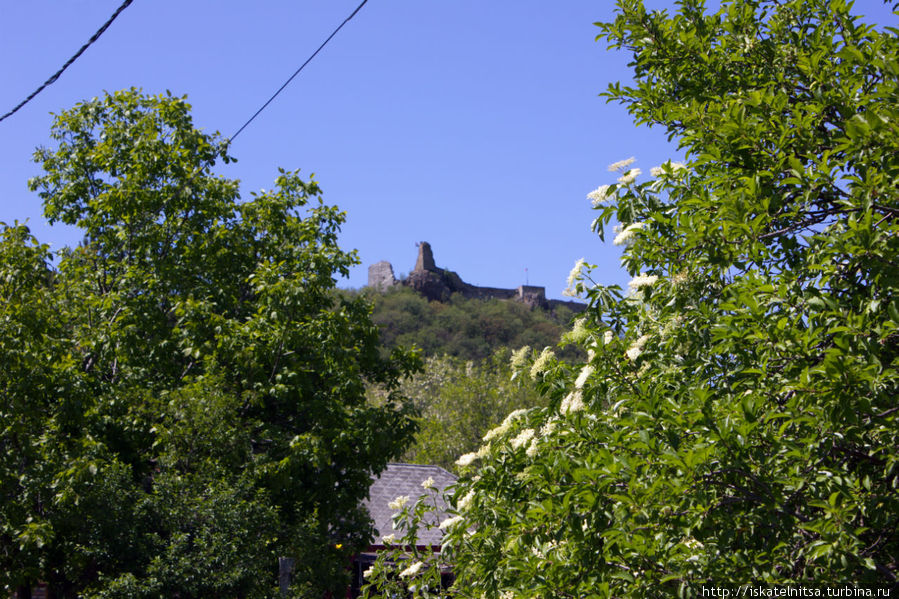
[229,0,369,143]
[0,0,136,124]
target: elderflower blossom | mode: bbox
[483,423,508,443]
[526,437,539,458]
[618,167,642,185]
[529,347,555,380]
[671,270,690,290]
[455,452,478,467]
[456,489,475,511]
[510,345,531,371]
[382,534,396,544]
[540,418,558,437]
[363,566,374,579]
[608,157,636,172]
[563,318,589,344]
[683,537,704,550]
[563,258,587,297]
[628,273,659,291]
[476,443,491,458]
[439,515,464,530]
[587,184,613,206]
[603,330,615,345]
[613,222,645,246]
[484,407,528,441]
[387,495,409,510]
[651,161,687,178]
[421,476,435,490]
[575,365,594,389]
[626,334,651,361]
[399,561,424,578]
[511,428,536,450]
[560,391,585,415]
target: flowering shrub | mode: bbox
[366,0,899,596]
[361,483,457,599]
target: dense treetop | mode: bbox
[1,89,418,598]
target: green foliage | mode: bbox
[369,350,547,474]
[365,1,899,596]
[1,89,418,597]
[361,485,455,599]
[369,286,580,362]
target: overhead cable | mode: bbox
[229,0,369,143]
[0,0,136,124]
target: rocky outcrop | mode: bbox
[367,242,585,313]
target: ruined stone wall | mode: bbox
[367,261,396,291]
[366,242,584,313]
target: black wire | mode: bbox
[0,0,136,124]
[229,0,369,143]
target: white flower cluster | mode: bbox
[421,476,435,490]
[387,495,410,511]
[540,418,558,437]
[563,318,589,344]
[650,161,687,177]
[382,533,396,544]
[525,438,539,458]
[603,330,615,345]
[683,537,704,550]
[510,345,530,371]
[529,347,555,380]
[613,222,645,246]
[574,365,594,389]
[628,273,659,291]
[456,489,475,511]
[560,390,585,415]
[626,334,651,361]
[587,184,613,207]
[483,408,528,442]
[439,515,464,530]
[455,451,478,467]
[617,167,642,186]
[608,157,636,172]
[510,428,535,450]
[563,258,587,297]
[399,561,424,578]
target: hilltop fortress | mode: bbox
[368,242,585,312]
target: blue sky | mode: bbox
[1,1,895,298]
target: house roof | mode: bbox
[363,463,458,547]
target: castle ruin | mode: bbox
[368,242,585,312]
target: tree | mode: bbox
[0,89,419,597]
[367,349,547,473]
[367,1,899,596]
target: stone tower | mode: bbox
[414,241,436,272]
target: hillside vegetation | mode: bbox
[366,286,582,362]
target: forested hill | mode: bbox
[363,286,582,361]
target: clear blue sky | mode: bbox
[1,1,895,298]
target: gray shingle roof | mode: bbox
[363,463,458,547]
